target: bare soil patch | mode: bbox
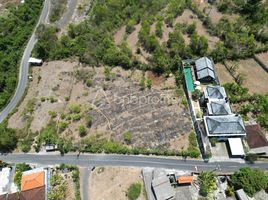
[229,59,268,94]
[174,9,219,49]
[90,167,146,200]
[0,0,20,11]
[114,25,126,45]
[256,52,268,66]
[9,61,192,150]
[215,63,235,84]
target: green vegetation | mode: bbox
[123,131,133,144]
[127,183,142,200]
[224,83,268,129]
[0,0,43,109]
[187,132,200,158]
[14,163,31,188]
[0,122,17,152]
[191,89,202,101]
[231,167,268,197]
[198,171,216,197]
[48,172,67,200]
[49,0,68,23]
[78,125,87,137]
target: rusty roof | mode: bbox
[21,171,45,191]
[246,124,268,149]
[178,176,194,184]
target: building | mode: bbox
[177,176,193,185]
[20,168,48,200]
[246,124,268,155]
[152,175,175,200]
[207,100,232,116]
[195,57,216,82]
[204,115,246,137]
[227,138,245,157]
[203,86,227,102]
[0,168,11,195]
[236,189,250,200]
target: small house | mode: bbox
[195,57,216,83]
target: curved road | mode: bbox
[0,0,51,123]
[0,153,267,173]
[0,0,78,123]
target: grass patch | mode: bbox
[127,183,142,200]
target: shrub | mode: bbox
[126,19,136,34]
[192,89,202,101]
[69,104,81,114]
[86,79,93,87]
[146,79,152,89]
[58,122,68,132]
[78,125,87,137]
[198,171,216,197]
[127,183,142,200]
[123,131,133,144]
[48,111,57,118]
[85,115,93,127]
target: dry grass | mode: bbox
[90,167,146,200]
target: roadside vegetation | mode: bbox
[49,0,68,23]
[0,0,43,109]
[127,182,142,200]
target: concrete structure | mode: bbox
[0,168,11,195]
[152,176,175,200]
[204,115,246,137]
[228,138,245,157]
[236,189,250,200]
[207,101,232,116]
[195,57,216,82]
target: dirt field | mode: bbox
[215,63,235,84]
[90,167,146,200]
[174,9,219,49]
[216,59,268,94]
[0,0,20,11]
[9,60,192,150]
[256,52,268,66]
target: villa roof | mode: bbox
[207,101,232,115]
[204,86,227,100]
[195,57,216,80]
[21,171,45,192]
[204,115,246,137]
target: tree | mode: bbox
[14,163,31,188]
[198,171,216,197]
[0,123,17,152]
[190,34,208,56]
[231,167,268,197]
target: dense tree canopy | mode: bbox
[231,167,268,197]
[0,0,43,109]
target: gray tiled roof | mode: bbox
[195,57,215,80]
[195,57,214,71]
[207,101,232,115]
[204,86,227,100]
[204,115,246,137]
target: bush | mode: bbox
[198,171,216,197]
[69,104,81,114]
[85,115,93,127]
[146,79,152,89]
[48,111,57,118]
[192,89,202,101]
[123,131,133,144]
[127,183,142,200]
[126,19,136,34]
[78,125,87,137]
[86,79,93,87]
[58,122,68,132]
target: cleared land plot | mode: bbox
[90,167,146,200]
[174,9,219,49]
[0,0,20,11]
[215,63,235,84]
[9,61,192,150]
[256,52,268,67]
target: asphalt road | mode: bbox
[0,0,51,123]
[0,154,267,173]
